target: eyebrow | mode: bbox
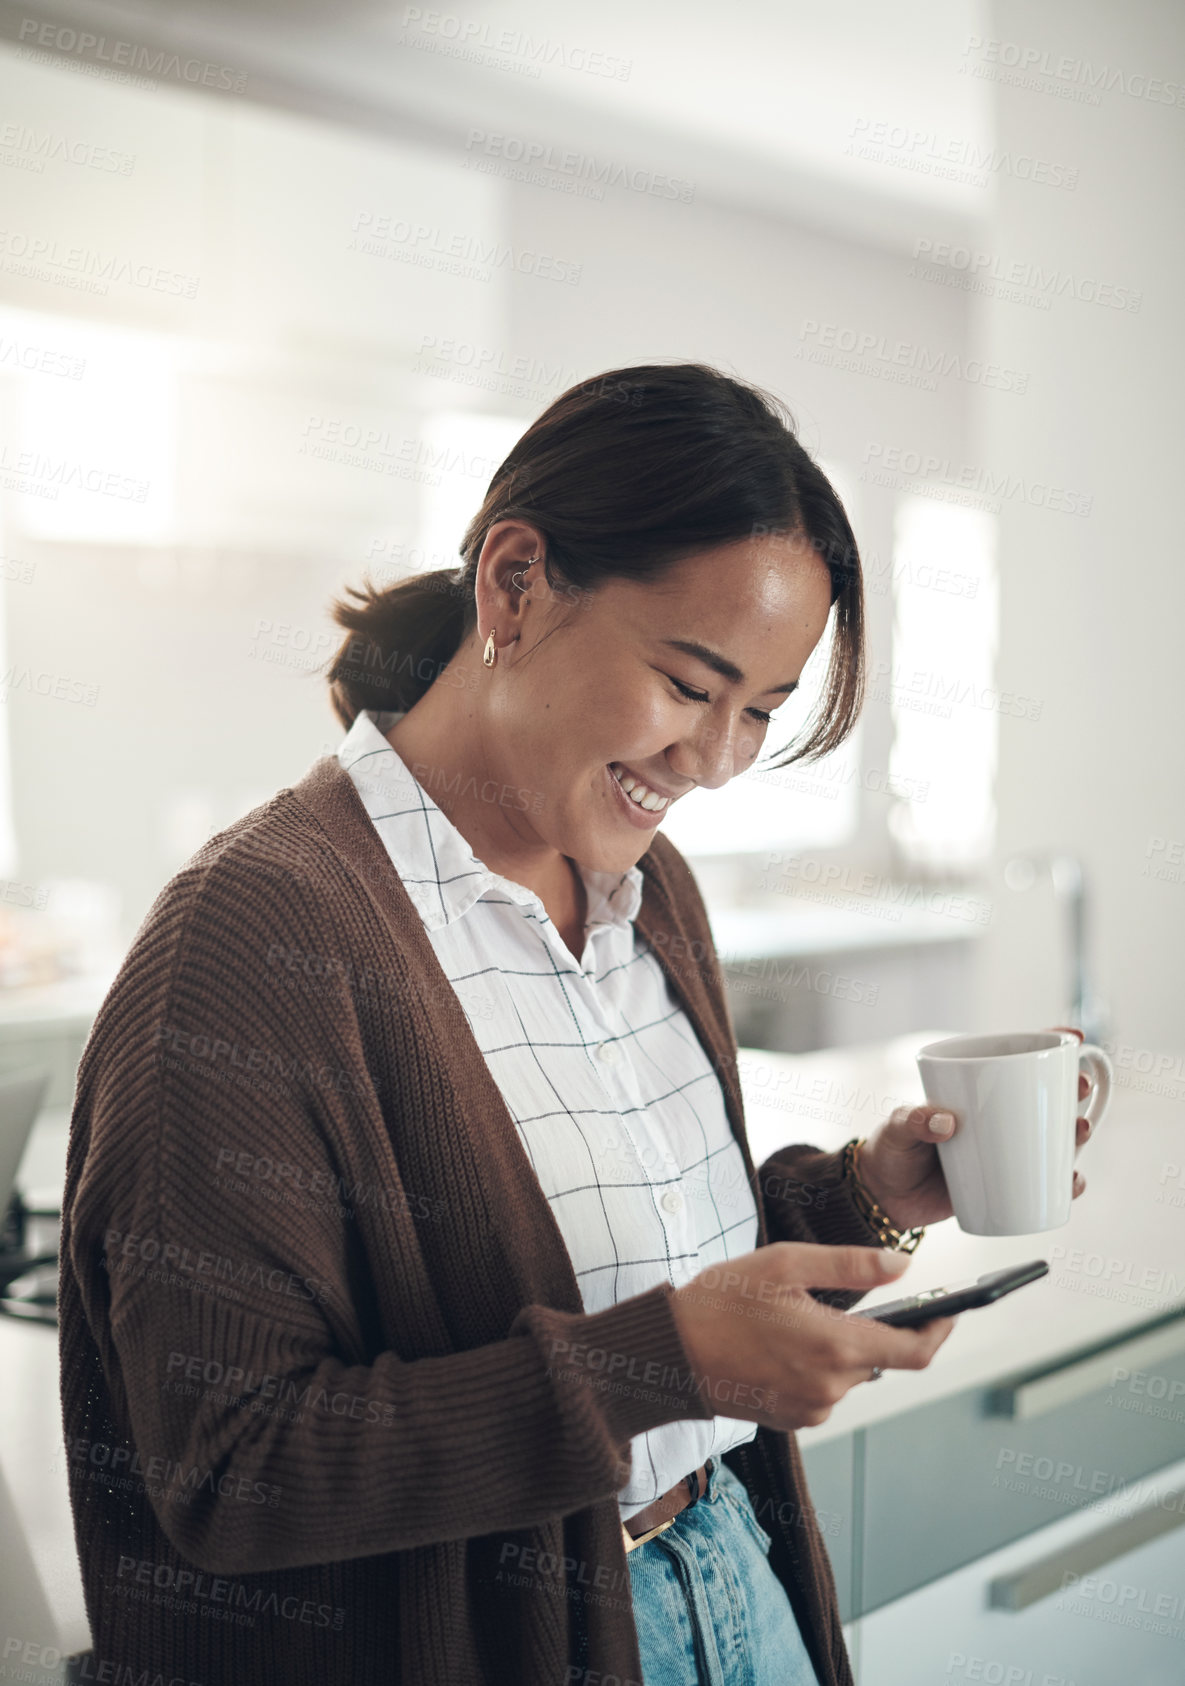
[660,638,799,695]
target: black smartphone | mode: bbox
[850,1259,1049,1328]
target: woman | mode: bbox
[59,363,1090,1686]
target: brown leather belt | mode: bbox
[621,1460,711,1554]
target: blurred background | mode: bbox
[0,0,1178,1060]
[0,1,1182,1681]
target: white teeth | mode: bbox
[610,764,670,812]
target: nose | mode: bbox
[667,715,760,792]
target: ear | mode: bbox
[474,520,548,644]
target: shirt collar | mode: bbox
[336,709,643,935]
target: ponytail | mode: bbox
[323,567,477,730]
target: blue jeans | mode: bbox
[626,1456,823,1686]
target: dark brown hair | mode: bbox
[322,362,864,767]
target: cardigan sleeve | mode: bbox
[756,1143,895,1310]
[99,1264,708,1574]
[65,839,713,1578]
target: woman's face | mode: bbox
[473,525,835,874]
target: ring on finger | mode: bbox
[868,1365,884,1383]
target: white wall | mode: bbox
[974,0,1185,1059]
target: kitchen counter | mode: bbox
[1,1103,82,1659]
[708,908,983,1055]
[711,903,986,959]
[0,1311,88,1660]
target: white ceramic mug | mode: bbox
[915,1030,1113,1236]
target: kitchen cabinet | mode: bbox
[852,1452,1185,1686]
[711,906,981,1054]
[859,1312,1185,1610]
[799,1310,1185,1631]
[796,1431,857,1619]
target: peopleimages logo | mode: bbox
[866,657,1042,723]
[16,17,249,90]
[846,116,1078,190]
[0,440,148,501]
[411,332,587,402]
[400,8,632,81]
[0,228,200,296]
[797,319,1029,393]
[60,1432,281,1508]
[759,852,994,924]
[349,212,582,285]
[115,1556,346,1629]
[909,239,1142,312]
[463,130,695,202]
[861,442,1092,519]
[0,121,136,174]
[102,1224,334,1306]
[961,33,1185,109]
[2,1637,208,1685]
[0,331,86,377]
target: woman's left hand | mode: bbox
[856,1026,1094,1232]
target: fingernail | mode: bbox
[930,1112,955,1137]
[881,1250,912,1272]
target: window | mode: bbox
[413,409,526,575]
[0,520,16,880]
[4,307,177,544]
[885,496,998,869]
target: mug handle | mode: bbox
[1077,1043,1113,1132]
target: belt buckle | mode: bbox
[622,1515,677,1554]
[621,1461,709,1554]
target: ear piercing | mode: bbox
[511,554,539,593]
[484,557,539,668]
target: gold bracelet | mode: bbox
[841,1138,926,1254]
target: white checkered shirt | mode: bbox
[337,708,759,1519]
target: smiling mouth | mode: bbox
[608,762,677,813]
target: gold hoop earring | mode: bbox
[487,554,538,668]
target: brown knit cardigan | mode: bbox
[58,751,883,1686]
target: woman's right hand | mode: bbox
[670,1242,955,1433]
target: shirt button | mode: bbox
[661,1190,683,1214]
[596,1042,618,1065]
